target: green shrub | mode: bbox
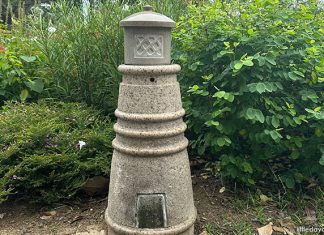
[174,0,324,188]
[0,101,114,203]
[25,0,187,115]
[0,24,46,105]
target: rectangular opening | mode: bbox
[136,193,167,228]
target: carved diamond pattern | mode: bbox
[135,34,163,58]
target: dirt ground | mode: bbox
[1,174,214,235]
[0,171,322,235]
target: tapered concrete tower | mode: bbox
[106,5,196,235]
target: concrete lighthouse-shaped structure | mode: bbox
[106,5,196,235]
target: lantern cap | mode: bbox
[120,5,176,28]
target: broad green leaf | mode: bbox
[293,70,304,77]
[211,121,219,126]
[271,116,280,128]
[192,85,199,91]
[314,112,324,120]
[216,138,226,147]
[20,89,29,101]
[228,155,236,164]
[275,82,283,90]
[213,91,226,98]
[20,55,37,63]
[224,42,230,48]
[255,109,265,123]
[201,91,209,96]
[293,117,302,125]
[243,60,254,66]
[295,139,303,148]
[247,83,257,92]
[212,110,222,117]
[264,82,275,92]
[247,29,254,35]
[265,57,276,65]
[224,93,234,102]
[24,79,44,93]
[269,130,281,140]
[190,63,198,71]
[246,108,255,120]
[284,176,295,189]
[256,83,266,93]
[234,61,243,70]
[288,72,301,81]
[227,94,234,102]
[320,156,324,165]
[257,56,266,66]
[291,151,299,160]
[247,178,255,185]
[242,162,253,173]
[224,136,232,144]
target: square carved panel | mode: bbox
[134,34,163,58]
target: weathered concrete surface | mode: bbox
[120,6,175,65]
[106,65,196,235]
[106,6,196,235]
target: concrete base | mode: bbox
[107,226,194,235]
[106,209,196,235]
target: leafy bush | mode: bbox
[25,0,187,115]
[174,0,324,188]
[0,25,46,105]
[0,101,114,203]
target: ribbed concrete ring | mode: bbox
[112,139,188,157]
[114,123,187,138]
[115,109,185,123]
[118,64,181,75]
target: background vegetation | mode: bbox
[0,25,45,105]
[173,0,324,189]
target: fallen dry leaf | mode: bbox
[257,222,273,235]
[304,207,317,223]
[40,215,53,220]
[69,215,85,224]
[273,226,294,234]
[273,226,286,233]
[43,210,57,217]
[260,194,272,203]
[199,230,208,235]
[202,175,209,180]
[0,213,5,219]
[219,186,226,193]
[200,217,207,222]
[279,218,296,234]
[283,227,294,235]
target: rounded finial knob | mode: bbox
[143,5,153,11]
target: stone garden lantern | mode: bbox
[106,5,196,235]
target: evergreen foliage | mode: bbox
[0,101,114,203]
